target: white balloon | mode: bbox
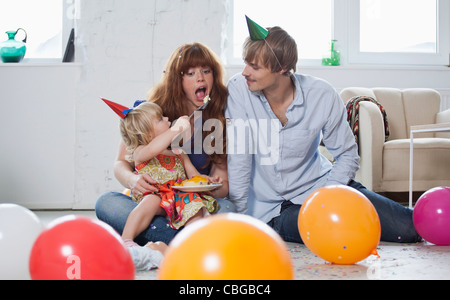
[0,204,43,280]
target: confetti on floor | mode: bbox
[136,242,450,280]
[287,242,450,280]
[36,211,450,280]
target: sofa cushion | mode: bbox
[372,88,406,140]
[403,89,441,138]
[383,138,450,181]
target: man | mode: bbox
[225,16,421,243]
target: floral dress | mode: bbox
[133,154,218,229]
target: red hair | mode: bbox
[148,43,228,164]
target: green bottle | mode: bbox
[0,28,27,63]
[322,40,340,66]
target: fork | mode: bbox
[189,102,209,119]
[189,96,211,119]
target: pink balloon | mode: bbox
[413,187,450,246]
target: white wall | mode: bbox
[0,0,449,209]
[0,64,80,209]
[71,0,229,209]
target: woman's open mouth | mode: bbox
[195,87,208,101]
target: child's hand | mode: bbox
[171,148,185,155]
[171,116,190,133]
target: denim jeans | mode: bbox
[267,180,422,244]
[95,192,237,245]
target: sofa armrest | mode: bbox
[357,101,386,191]
[436,109,450,138]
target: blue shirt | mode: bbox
[182,113,212,175]
[225,73,360,223]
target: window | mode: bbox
[0,0,76,61]
[229,0,450,66]
[359,0,437,53]
[229,0,333,65]
[347,0,449,65]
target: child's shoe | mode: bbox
[127,245,164,271]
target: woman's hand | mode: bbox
[209,160,229,199]
[114,140,159,196]
[208,175,223,185]
[127,173,158,196]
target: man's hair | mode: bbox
[243,26,298,76]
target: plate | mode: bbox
[172,184,222,192]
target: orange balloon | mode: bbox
[158,214,294,280]
[298,185,381,265]
[122,189,131,197]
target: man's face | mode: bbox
[242,59,279,93]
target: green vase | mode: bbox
[0,28,27,63]
[322,40,340,66]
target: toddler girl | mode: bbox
[103,99,219,269]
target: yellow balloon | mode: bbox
[298,185,381,265]
[158,214,294,280]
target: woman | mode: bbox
[96,43,235,245]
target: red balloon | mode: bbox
[29,216,135,280]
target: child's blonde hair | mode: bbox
[120,102,163,154]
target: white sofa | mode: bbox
[339,87,450,193]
